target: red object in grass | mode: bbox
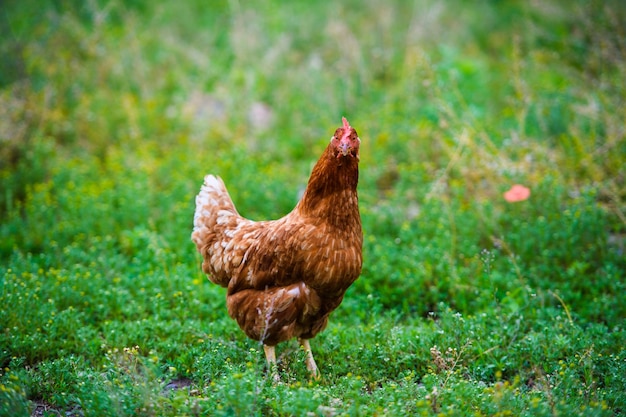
[504,184,531,203]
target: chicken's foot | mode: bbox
[299,338,320,379]
[263,344,280,382]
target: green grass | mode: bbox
[1,0,625,415]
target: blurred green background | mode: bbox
[1,0,625,415]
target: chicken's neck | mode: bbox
[295,145,360,229]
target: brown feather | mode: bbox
[191,120,362,348]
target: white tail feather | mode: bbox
[193,175,226,232]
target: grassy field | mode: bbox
[1,0,625,415]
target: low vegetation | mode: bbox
[1,0,625,415]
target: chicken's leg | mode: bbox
[299,338,320,379]
[263,344,280,382]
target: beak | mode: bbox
[337,137,356,157]
[339,142,351,156]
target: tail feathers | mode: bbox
[193,175,237,233]
[191,175,241,260]
[192,175,253,288]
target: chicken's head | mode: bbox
[331,117,360,159]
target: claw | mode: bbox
[264,344,280,382]
[299,338,321,380]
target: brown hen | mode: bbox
[191,117,362,378]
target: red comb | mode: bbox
[339,116,354,145]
